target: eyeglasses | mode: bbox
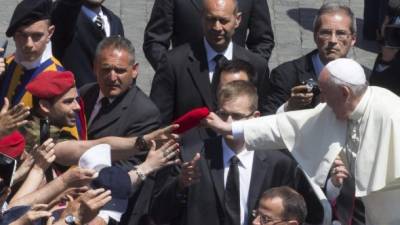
[252,210,285,225]
[317,29,352,41]
[216,110,254,121]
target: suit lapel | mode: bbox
[204,137,225,207]
[247,151,270,213]
[102,6,118,35]
[232,44,251,62]
[88,87,137,135]
[299,49,319,81]
[187,42,214,109]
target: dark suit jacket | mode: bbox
[263,50,371,115]
[143,0,274,70]
[370,53,400,96]
[150,41,269,126]
[52,0,124,88]
[150,137,323,225]
[79,83,161,225]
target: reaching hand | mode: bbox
[179,153,201,190]
[0,98,30,138]
[330,157,350,187]
[59,167,96,188]
[13,153,35,184]
[59,188,112,225]
[139,140,180,175]
[201,112,232,135]
[10,204,52,225]
[286,85,314,111]
[32,138,56,171]
[143,124,180,148]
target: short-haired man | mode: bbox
[79,36,163,225]
[218,59,255,89]
[143,0,274,70]
[252,186,307,225]
[150,0,269,141]
[205,58,400,225]
[263,2,369,114]
[151,80,322,225]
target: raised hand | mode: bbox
[31,138,56,171]
[286,85,314,111]
[139,140,180,175]
[330,157,350,187]
[0,98,30,138]
[59,167,96,188]
[179,153,201,190]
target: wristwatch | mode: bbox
[64,215,77,225]
[133,166,147,181]
[136,135,149,152]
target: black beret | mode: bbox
[6,0,52,37]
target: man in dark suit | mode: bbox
[262,2,369,115]
[150,81,322,225]
[143,0,274,70]
[52,0,124,88]
[79,36,161,225]
[150,0,269,130]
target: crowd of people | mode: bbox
[0,0,399,225]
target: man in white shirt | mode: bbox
[204,58,400,225]
[151,80,323,225]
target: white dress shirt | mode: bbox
[203,38,233,82]
[222,138,254,225]
[81,5,111,37]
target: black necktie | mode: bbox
[224,155,240,225]
[95,14,105,35]
[211,54,228,105]
[91,97,109,124]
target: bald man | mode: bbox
[204,58,400,225]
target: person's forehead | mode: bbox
[319,11,352,30]
[16,19,49,33]
[98,48,131,63]
[221,95,252,110]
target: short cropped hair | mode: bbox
[95,36,136,65]
[218,80,258,112]
[260,186,307,225]
[219,59,256,84]
[313,2,356,34]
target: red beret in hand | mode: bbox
[0,131,25,159]
[173,107,210,134]
[26,71,75,99]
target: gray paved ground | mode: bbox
[0,0,380,94]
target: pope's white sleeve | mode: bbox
[234,116,286,150]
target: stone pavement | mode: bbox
[0,0,380,94]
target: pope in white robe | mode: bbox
[204,58,400,225]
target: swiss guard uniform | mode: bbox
[0,0,87,141]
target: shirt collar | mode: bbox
[349,87,371,121]
[81,5,104,22]
[203,38,233,63]
[15,42,53,70]
[222,138,253,169]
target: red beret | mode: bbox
[173,107,210,134]
[26,71,75,99]
[0,131,25,159]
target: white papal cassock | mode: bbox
[233,86,400,225]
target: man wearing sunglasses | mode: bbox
[151,80,322,225]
